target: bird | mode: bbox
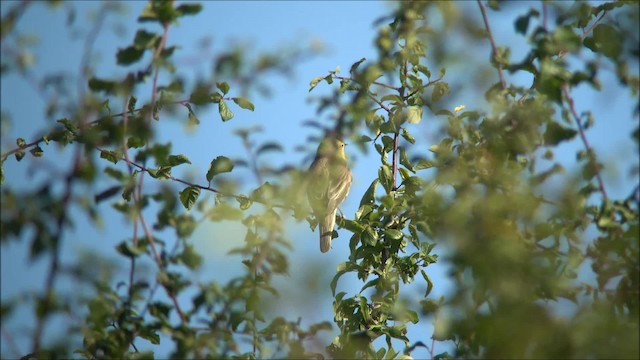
[307,136,352,253]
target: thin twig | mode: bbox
[368,93,391,113]
[0,99,193,161]
[404,76,443,100]
[95,146,293,210]
[1,325,22,359]
[558,9,609,59]
[477,0,507,90]
[77,3,107,102]
[333,75,400,91]
[561,84,609,202]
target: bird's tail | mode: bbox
[319,210,336,253]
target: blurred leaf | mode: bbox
[176,3,202,16]
[232,97,255,111]
[217,81,230,94]
[309,76,323,92]
[544,121,577,145]
[514,9,539,35]
[585,24,622,60]
[256,142,283,156]
[177,243,202,269]
[116,46,144,65]
[206,156,234,182]
[407,106,422,124]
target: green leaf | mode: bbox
[100,150,121,164]
[133,30,159,49]
[216,81,230,94]
[421,269,434,297]
[178,243,203,270]
[384,229,403,240]
[57,118,78,133]
[431,82,449,103]
[399,147,415,173]
[179,186,200,210]
[148,166,171,179]
[95,185,122,204]
[88,77,118,94]
[210,202,243,221]
[356,135,373,144]
[362,227,378,246]
[309,76,323,92]
[166,154,191,167]
[544,121,577,146]
[127,136,145,149]
[256,142,283,156]
[378,164,394,193]
[232,97,255,111]
[406,310,419,324]
[381,94,403,103]
[330,262,356,296]
[29,145,43,157]
[206,156,234,182]
[116,46,144,65]
[116,241,144,258]
[514,9,539,35]
[401,128,415,144]
[176,3,203,16]
[415,159,435,170]
[587,24,622,59]
[16,138,26,147]
[350,57,366,74]
[406,106,422,124]
[138,327,160,346]
[236,195,253,210]
[341,218,365,234]
[218,99,234,121]
[361,278,380,292]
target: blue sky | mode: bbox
[1,1,638,358]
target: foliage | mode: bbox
[1,1,638,359]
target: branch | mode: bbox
[333,75,400,91]
[0,99,194,161]
[96,146,294,210]
[368,93,391,113]
[558,8,609,59]
[561,84,609,202]
[477,0,507,90]
[404,76,443,100]
[1,325,22,359]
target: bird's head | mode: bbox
[316,137,347,160]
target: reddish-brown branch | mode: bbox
[561,84,609,202]
[477,0,507,90]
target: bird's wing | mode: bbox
[307,157,330,215]
[326,163,352,212]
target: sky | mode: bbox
[1,1,638,359]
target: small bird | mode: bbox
[307,136,352,253]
